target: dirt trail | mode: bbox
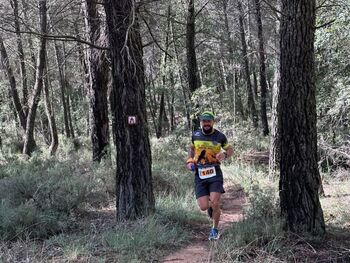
[161,184,246,263]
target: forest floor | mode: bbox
[161,183,246,263]
[0,155,350,262]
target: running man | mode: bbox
[186,111,234,240]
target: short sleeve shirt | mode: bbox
[191,129,231,166]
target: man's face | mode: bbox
[201,120,214,131]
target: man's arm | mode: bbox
[186,146,195,170]
[187,146,195,159]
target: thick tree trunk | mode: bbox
[238,1,258,128]
[83,0,110,161]
[104,0,155,220]
[254,0,269,136]
[279,0,325,235]
[43,63,58,156]
[186,0,201,93]
[23,0,47,155]
[0,36,27,131]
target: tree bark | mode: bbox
[156,91,165,138]
[279,0,325,235]
[254,0,269,136]
[156,4,172,138]
[12,0,29,115]
[23,0,47,155]
[222,0,245,120]
[0,36,27,131]
[238,1,258,128]
[171,20,191,129]
[104,0,155,220]
[269,1,281,178]
[43,61,58,156]
[53,40,71,138]
[186,0,201,94]
[66,89,75,138]
[21,0,36,76]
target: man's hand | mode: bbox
[216,152,227,162]
[186,163,195,171]
[186,157,196,171]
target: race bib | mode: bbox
[198,166,217,179]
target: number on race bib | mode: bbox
[198,166,217,179]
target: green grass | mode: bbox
[0,127,349,262]
[104,215,189,262]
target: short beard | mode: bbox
[202,126,213,135]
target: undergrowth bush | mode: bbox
[104,215,188,262]
[216,178,283,261]
[0,154,113,240]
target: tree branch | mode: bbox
[315,19,336,29]
[0,26,109,50]
[140,16,173,59]
[195,0,210,17]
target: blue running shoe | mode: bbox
[208,228,219,240]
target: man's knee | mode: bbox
[211,200,220,210]
[197,197,209,211]
[198,203,209,211]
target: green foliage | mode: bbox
[245,184,279,221]
[316,2,350,142]
[104,215,188,262]
[156,193,207,225]
[215,184,283,262]
[151,135,194,195]
[0,154,114,240]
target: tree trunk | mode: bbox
[66,90,75,138]
[238,1,258,128]
[43,62,58,156]
[0,36,27,131]
[252,68,258,98]
[23,0,47,155]
[186,0,201,94]
[104,0,155,220]
[168,83,175,131]
[254,0,269,136]
[84,0,109,162]
[269,1,281,178]
[53,40,71,138]
[21,0,36,76]
[171,20,191,129]
[222,0,245,120]
[279,0,325,235]
[12,0,29,115]
[156,91,165,138]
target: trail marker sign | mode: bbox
[128,116,137,125]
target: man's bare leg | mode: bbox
[197,195,210,211]
[209,192,221,228]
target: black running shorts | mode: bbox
[194,166,225,199]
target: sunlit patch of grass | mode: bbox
[46,234,92,260]
[104,215,189,262]
[156,192,207,226]
[321,179,350,228]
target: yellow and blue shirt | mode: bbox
[191,129,231,166]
